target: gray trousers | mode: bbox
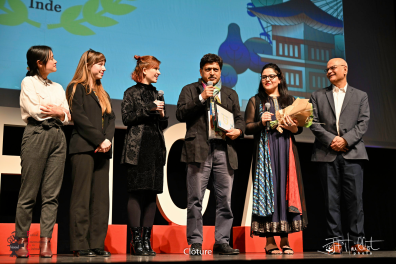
[16,120,66,238]
[186,140,234,245]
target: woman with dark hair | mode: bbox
[16,45,70,258]
[121,55,168,256]
[66,49,115,257]
[245,63,307,254]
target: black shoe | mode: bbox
[73,249,96,257]
[130,227,149,256]
[190,243,202,256]
[91,248,111,257]
[213,244,240,255]
[142,227,156,256]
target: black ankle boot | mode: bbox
[142,227,156,256]
[130,227,149,256]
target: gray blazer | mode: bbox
[310,85,370,162]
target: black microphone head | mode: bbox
[265,102,271,110]
[158,90,164,96]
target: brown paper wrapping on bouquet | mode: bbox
[275,98,312,133]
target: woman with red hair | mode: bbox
[121,55,168,256]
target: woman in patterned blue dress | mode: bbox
[245,63,308,254]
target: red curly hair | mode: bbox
[131,55,161,83]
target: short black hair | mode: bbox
[200,53,223,70]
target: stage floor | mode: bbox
[0,252,395,264]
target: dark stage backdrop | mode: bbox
[1,0,396,254]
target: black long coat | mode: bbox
[120,83,168,166]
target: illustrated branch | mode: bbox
[0,0,40,28]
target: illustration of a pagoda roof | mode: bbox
[248,0,343,34]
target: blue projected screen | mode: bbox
[0,0,345,109]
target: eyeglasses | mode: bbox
[324,65,345,73]
[261,74,278,80]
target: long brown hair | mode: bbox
[66,49,111,114]
[131,55,160,83]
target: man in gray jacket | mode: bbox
[310,58,370,254]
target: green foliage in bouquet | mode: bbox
[270,120,278,129]
[304,106,314,128]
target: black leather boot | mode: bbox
[130,227,149,256]
[142,227,156,256]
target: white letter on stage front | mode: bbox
[156,123,210,226]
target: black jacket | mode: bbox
[68,83,116,158]
[120,83,168,166]
[176,81,245,170]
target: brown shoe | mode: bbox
[16,238,29,258]
[351,244,370,254]
[40,237,53,258]
[328,242,343,254]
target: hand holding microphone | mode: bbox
[201,81,214,100]
[261,102,273,130]
[154,90,165,117]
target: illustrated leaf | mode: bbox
[101,0,115,10]
[83,0,100,19]
[61,5,83,24]
[0,13,24,26]
[8,0,28,17]
[88,15,118,27]
[47,0,136,36]
[101,0,136,15]
[61,5,95,36]
[63,23,95,36]
[83,0,117,27]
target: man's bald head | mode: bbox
[327,58,348,68]
[326,58,348,87]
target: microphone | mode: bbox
[157,90,164,101]
[265,102,271,131]
[207,81,213,96]
[205,81,213,110]
[207,81,215,98]
[156,90,164,114]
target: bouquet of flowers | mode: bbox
[270,98,313,133]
